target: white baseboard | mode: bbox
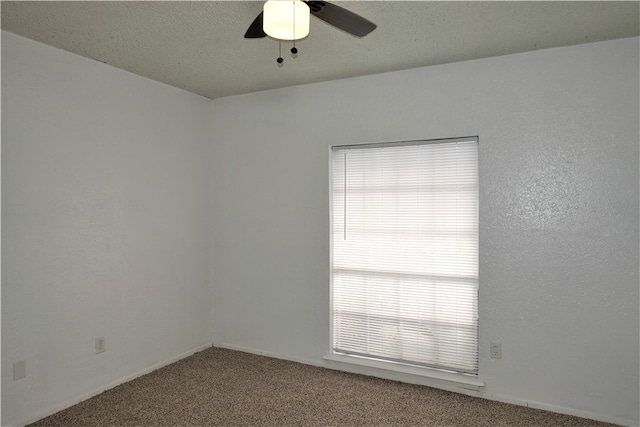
[213,343,638,427]
[18,343,638,427]
[325,363,637,426]
[212,342,324,368]
[481,393,637,427]
[17,343,213,427]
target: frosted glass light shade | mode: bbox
[263,0,310,40]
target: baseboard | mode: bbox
[481,394,637,427]
[212,342,324,368]
[326,365,637,426]
[213,343,637,427]
[17,343,213,427]
[19,342,637,427]
[325,363,636,426]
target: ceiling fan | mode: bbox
[244,1,376,40]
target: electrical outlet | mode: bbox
[490,342,502,359]
[95,337,105,354]
[13,360,26,381]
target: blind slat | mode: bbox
[331,138,479,375]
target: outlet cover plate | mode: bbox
[490,342,502,359]
[95,337,105,354]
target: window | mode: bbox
[331,137,478,375]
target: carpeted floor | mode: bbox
[30,347,618,426]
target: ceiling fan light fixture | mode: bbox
[263,0,310,41]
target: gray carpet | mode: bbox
[30,347,618,426]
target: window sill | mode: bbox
[323,353,485,391]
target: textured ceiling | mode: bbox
[2,1,638,99]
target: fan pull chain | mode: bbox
[277,40,283,64]
[291,1,298,55]
[276,1,302,65]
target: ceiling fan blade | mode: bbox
[244,11,266,38]
[305,1,376,37]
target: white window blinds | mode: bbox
[331,138,479,375]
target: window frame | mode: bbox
[328,136,480,382]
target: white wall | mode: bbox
[3,29,638,427]
[210,37,639,425]
[2,32,213,426]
